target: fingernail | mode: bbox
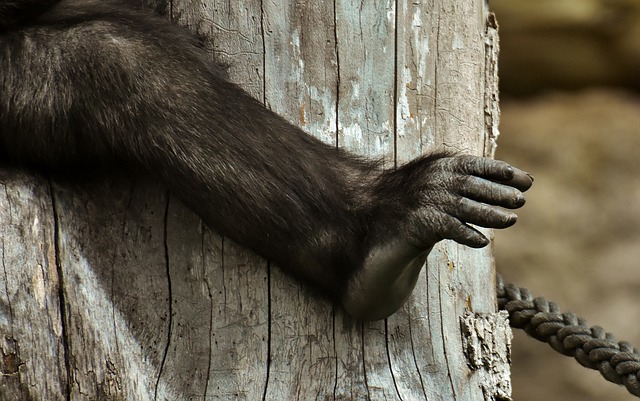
[505,213,518,227]
[505,166,515,179]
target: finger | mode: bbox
[499,166,534,192]
[457,176,526,209]
[447,197,518,229]
[453,156,515,181]
[452,156,534,192]
[437,213,491,248]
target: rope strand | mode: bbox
[496,274,640,398]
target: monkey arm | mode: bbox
[0,3,381,299]
[0,1,533,320]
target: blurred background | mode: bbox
[490,0,640,400]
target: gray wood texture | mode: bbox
[0,0,510,400]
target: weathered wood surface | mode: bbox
[0,0,511,400]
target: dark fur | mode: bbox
[0,0,59,29]
[0,0,531,318]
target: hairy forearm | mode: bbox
[140,81,374,296]
[0,8,372,298]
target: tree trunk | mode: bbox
[0,0,511,400]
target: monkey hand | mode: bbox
[343,154,533,320]
[382,153,533,249]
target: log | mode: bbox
[0,0,511,399]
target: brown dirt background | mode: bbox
[492,1,640,400]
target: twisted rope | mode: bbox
[496,274,640,398]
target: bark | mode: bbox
[0,0,511,400]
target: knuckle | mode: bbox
[439,216,460,238]
[454,175,473,191]
[453,195,468,217]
